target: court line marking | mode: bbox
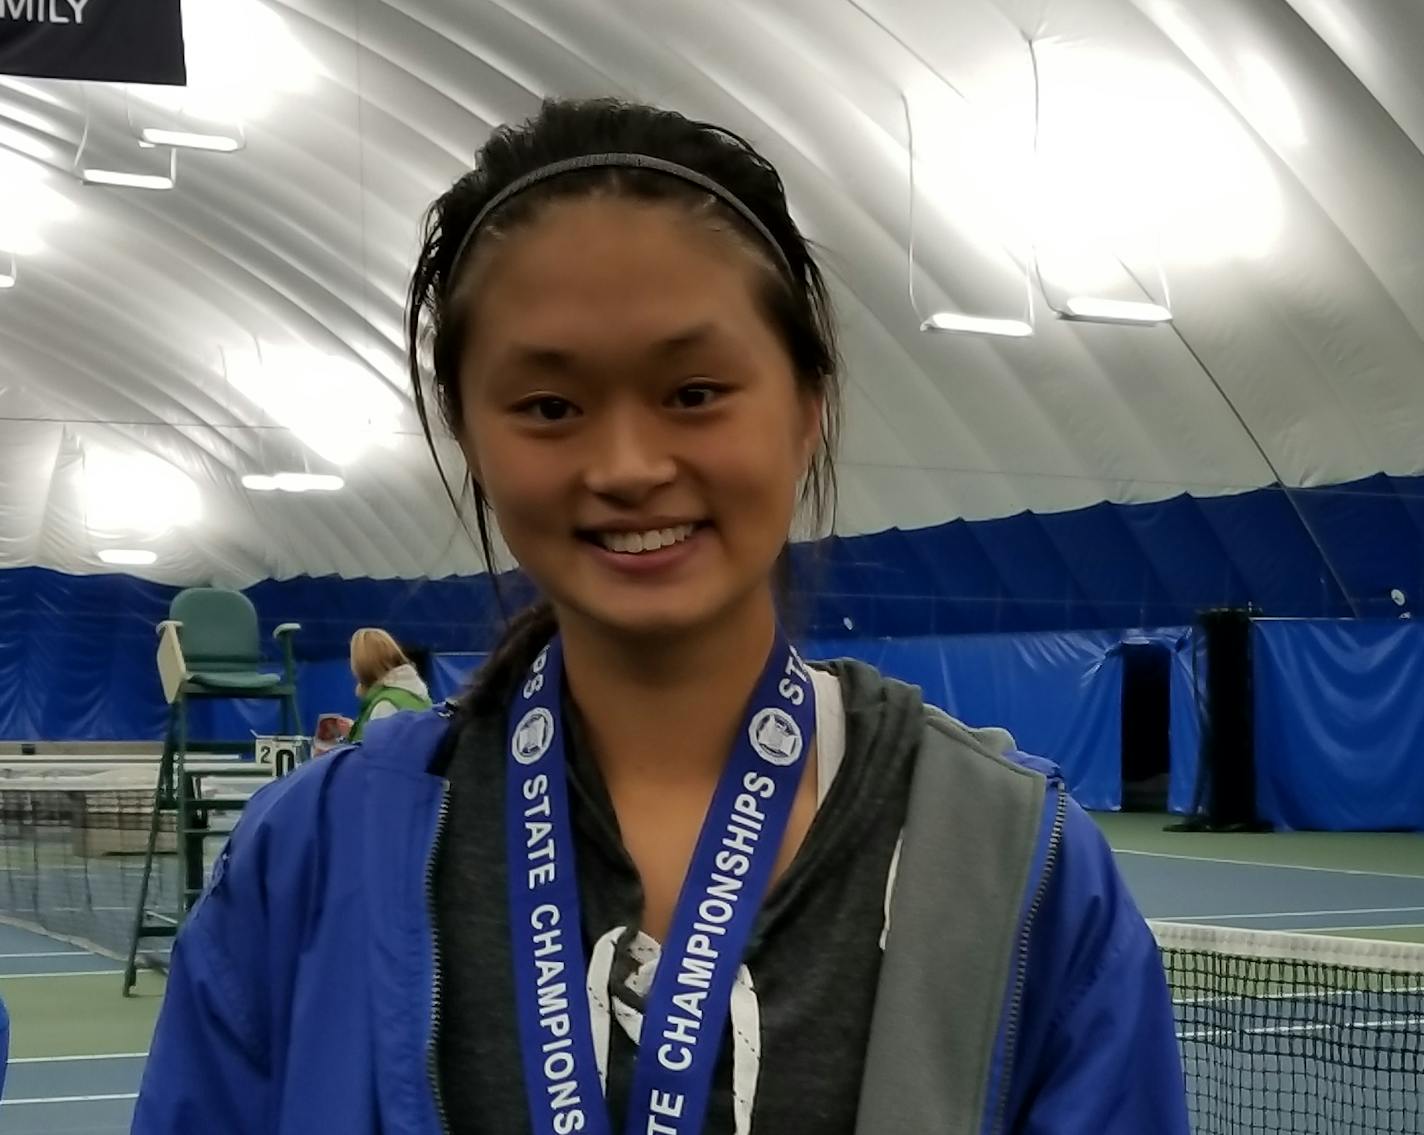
[1154,906,1424,922]
[7,1052,147,1064]
[1176,983,1424,1005]
[11,866,157,872]
[0,1092,139,1106]
[0,969,125,979]
[1180,1016,1424,1042]
[11,906,137,913]
[1114,848,1424,880]
[0,950,90,959]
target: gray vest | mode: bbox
[856,709,1058,1135]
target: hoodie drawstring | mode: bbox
[585,925,760,1135]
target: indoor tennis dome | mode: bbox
[4,5,1424,1132]
[1,0,1421,830]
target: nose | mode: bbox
[582,404,677,503]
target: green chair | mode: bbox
[163,587,301,708]
[155,588,302,771]
[124,588,301,995]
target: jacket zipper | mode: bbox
[425,783,452,1135]
[991,786,1067,1135]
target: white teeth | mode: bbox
[597,524,696,554]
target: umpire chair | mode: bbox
[123,588,300,994]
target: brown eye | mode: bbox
[670,382,725,410]
[515,396,579,422]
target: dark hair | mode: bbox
[407,97,841,709]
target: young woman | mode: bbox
[346,626,434,742]
[134,98,1188,1134]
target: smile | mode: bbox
[589,523,700,555]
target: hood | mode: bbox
[379,663,431,701]
[818,657,1035,776]
[819,657,927,774]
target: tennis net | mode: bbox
[4,766,1421,1132]
[1152,919,1424,1134]
[0,760,254,960]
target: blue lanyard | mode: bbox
[505,633,817,1135]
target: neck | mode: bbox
[559,591,779,786]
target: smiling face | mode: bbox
[456,196,821,642]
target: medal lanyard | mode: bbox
[505,633,817,1135]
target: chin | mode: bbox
[562,581,758,643]
[581,599,722,641]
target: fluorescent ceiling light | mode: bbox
[139,127,243,152]
[99,549,158,566]
[242,472,344,493]
[275,472,343,492]
[77,135,178,192]
[1062,297,1173,324]
[922,312,1033,338]
[81,168,175,190]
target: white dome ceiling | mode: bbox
[1,0,1421,588]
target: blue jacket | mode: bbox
[1,993,8,1098]
[131,703,1188,1134]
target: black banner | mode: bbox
[0,0,185,85]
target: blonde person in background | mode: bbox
[346,627,433,742]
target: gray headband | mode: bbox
[446,152,794,285]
